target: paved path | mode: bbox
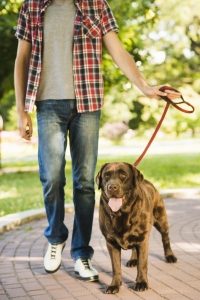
[0,197,200,300]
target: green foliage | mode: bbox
[103,0,159,94]
[0,1,21,93]
[0,0,200,136]
[0,0,22,127]
[186,16,200,56]
[0,89,15,125]
[103,0,200,136]
[128,100,144,130]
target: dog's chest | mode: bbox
[106,212,150,250]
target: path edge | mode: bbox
[1,188,200,234]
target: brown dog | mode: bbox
[96,162,177,294]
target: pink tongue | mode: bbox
[108,198,123,212]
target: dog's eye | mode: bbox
[104,174,110,180]
[120,173,127,180]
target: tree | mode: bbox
[0,0,21,124]
[102,0,159,127]
[0,0,199,136]
[102,0,200,137]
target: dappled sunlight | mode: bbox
[0,0,199,297]
[162,209,177,216]
[1,132,38,163]
[181,174,200,186]
[174,242,200,253]
[0,189,18,200]
[0,256,43,262]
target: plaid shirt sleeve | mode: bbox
[15,1,32,42]
[101,0,119,36]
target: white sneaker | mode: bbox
[44,242,65,273]
[74,258,99,281]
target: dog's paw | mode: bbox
[105,285,120,294]
[166,255,177,263]
[133,281,148,292]
[126,259,137,267]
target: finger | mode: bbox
[21,127,31,140]
[23,131,30,140]
[25,129,31,138]
[165,90,181,96]
[26,125,32,137]
[28,119,33,136]
[29,125,33,136]
[156,90,168,97]
[167,95,181,100]
[23,132,31,140]
[19,126,26,138]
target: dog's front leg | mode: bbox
[134,236,149,292]
[105,241,122,294]
[126,246,138,267]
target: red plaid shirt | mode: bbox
[15,0,119,113]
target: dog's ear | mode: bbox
[127,163,144,184]
[135,168,144,182]
[96,163,108,190]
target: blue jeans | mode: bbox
[36,100,100,260]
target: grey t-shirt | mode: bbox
[36,0,76,101]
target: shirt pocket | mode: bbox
[82,15,102,38]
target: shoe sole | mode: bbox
[45,263,61,274]
[44,243,66,274]
[75,271,99,282]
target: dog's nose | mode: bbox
[107,184,119,192]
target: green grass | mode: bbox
[1,153,200,216]
[2,160,38,169]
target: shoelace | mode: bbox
[81,259,91,270]
[50,245,57,259]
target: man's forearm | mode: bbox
[116,50,148,91]
[14,55,30,114]
[109,46,148,92]
[103,32,150,93]
[103,32,180,100]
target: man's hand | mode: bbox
[17,111,33,140]
[141,85,181,101]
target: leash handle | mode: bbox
[133,86,195,167]
[159,86,195,114]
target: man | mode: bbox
[14,0,179,281]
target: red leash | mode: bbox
[133,86,195,167]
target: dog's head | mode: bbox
[96,162,143,212]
